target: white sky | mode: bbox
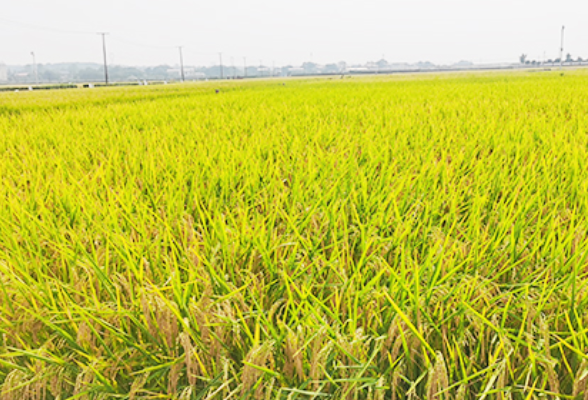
[1,0,586,67]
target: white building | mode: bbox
[166,67,206,80]
[0,63,7,83]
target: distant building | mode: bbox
[287,67,305,76]
[166,68,206,80]
[0,63,7,82]
[13,72,30,82]
[347,67,369,73]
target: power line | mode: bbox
[110,36,176,50]
[0,17,206,53]
[1,17,223,58]
[1,16,289,77]
[0,17,95,35]
[108,35,221,58]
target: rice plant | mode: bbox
[1,71,588,399]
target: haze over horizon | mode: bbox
[2,0,587,67]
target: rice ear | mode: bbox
[426,352,449,400]
[241,341,275,396]
[573,359,588,399]
[179,331,199,386]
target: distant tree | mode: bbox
[41,70,59,82]
[145,65,172,80]
[324,63,339,73]
[109,66,144,81]
[577,56,584,63]
[566,53,573,63]
[205,65,224,78]
[519,54,527,64]
[547,59,553,63]
[376,59,389,69]
[302,62,318,73]
[525,60,530,65]
[554,58,561,63]
[77,67,103,81]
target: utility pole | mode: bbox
[560,25,565,69]
[244,57,247,77]
[98,32,109,85]
[30,52,38,84]
[178,46,185,82]
[219,52,224,79]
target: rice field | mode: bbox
[1,71,588,399]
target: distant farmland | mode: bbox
[1,71,588,399]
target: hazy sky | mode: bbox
[1,0,586,67]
